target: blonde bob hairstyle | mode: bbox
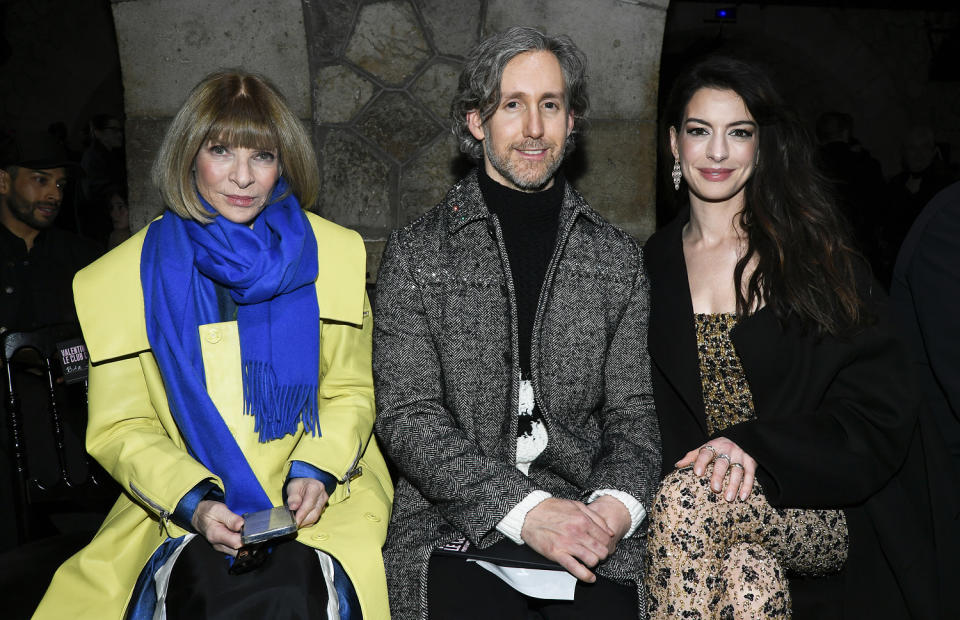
[152,70,319,223]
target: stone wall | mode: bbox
[113,0,668,281]
[307,0,666,281]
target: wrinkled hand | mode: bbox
[192,500,243,556]
[586,495,631,556]
[676,436,758,502]
[521,497,616,582]
[285,477,329,528]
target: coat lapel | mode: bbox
[645,209,708,434]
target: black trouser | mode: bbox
[165,537,329,620]
[427,543,637,619]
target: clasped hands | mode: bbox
[190,477,328,557]
[676,436,758,502]
[520,495,631,583]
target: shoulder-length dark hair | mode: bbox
[664,55,865,336]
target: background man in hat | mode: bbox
[0,129,103,553]
[0,130,101,334]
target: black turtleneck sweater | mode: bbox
[478,167,563,382]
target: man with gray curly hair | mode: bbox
[374,26,659,618]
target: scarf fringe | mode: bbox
[244,361,321,442]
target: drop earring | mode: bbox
[672,158,682,191]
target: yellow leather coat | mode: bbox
[35,213,393,619]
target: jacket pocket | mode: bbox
[129,481,172,534]
[328,441,364,505]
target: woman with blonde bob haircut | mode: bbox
[153,71,319,223]
[36,70,393,620]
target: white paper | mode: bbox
[468,559,577,600]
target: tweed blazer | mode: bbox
[373,170,661,619]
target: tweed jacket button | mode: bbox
[312,532,329,541]
[363,512,381,522]
[204,328,222,344]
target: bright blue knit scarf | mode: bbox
[141,179,319,515]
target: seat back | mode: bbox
[2,324,115,543]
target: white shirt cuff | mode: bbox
[587,489,646,538]
[495,490,552,544]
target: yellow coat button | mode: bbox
[205,328,222,344]
[312,532,329,541]
[363,512,380,522]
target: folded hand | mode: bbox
[521,497,616,582]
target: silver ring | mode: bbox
[700,444,717,456]
[715,453,731,463]
[729,462,744,471]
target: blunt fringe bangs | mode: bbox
[153,70,320,223]
[664,55,866,336]
[451,26,589,161]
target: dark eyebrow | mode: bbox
[685,117,757,128]
[500,91,565,102]
[32,170,69,183]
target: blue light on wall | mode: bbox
[715,7,737,21]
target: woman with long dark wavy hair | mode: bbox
[643,56,949,618]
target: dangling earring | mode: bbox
[672,158,682,191]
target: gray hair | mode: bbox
[451,26,589,161]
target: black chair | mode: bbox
[2,325,117,543]
[0,325,118,616]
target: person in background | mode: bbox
[0,129,102,553]
[0,130,100,332]
[889,180,960,597]
[79,114,126,244]
[882,125,957,282]
[104,185,131,249]
[814,110,886,280]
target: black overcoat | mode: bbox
[644,209,951,619]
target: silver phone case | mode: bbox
[241,506,298,546]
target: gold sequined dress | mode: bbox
[646,314,848,618]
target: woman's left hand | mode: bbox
[286,477,329,528]
[676,436,758,502]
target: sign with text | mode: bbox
[56,338,89,385]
